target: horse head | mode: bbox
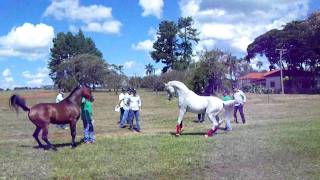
[80,85,92,100]
[164,83,176,101]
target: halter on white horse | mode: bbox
[164,81,237,136]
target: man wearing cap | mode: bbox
[233,87,247,124]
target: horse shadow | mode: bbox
[18,141,83,150]
[169,129,228,136]
[170,132,206,136]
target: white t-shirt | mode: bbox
[122,93,131,110]
[129,95,141,111]
[118,93,125,108]
[234,90,246,106]
[56,93,64,103]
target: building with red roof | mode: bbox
[238,69,319,93]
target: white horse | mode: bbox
[164,81,237,136]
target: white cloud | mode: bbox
[250,56,270,70]
[44,0,112,22]
[44,0,121,34]
[201,24,235,40]
[132,39,154,51]
[0,23,54,60]
[82,21,122,34]
[179,0,309,54]
[69,25,78,33]
[195,39,216,52]
[139,0,164,19]
[154,68,162,75]
[124,61,135,69]
[22,67,52,87]
[132,27,157,52]
[2,68,13,82]
[147,27,157,37]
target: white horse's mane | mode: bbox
[167,81,190,92]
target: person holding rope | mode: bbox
[233,87,247,124]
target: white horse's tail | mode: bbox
[223,100,237,109]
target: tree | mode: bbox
[111,64,124,75]
[256,60,263,70]
[48,30,102,89]
[57,54,110,91]
[145,63,155,76]
[246,12,320,91]
[104,71,127,94]
[187,49,228,95]
[221,53,238,81]
[151,21,178,73]
[176,17,199,70]
[246,13,319,73]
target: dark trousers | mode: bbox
[234,104,246,123]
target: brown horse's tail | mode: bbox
[9,94,30,113]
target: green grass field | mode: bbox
[0,90,320,179]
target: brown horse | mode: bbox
[9,86,92,150]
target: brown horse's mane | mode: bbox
[64,86,81,100]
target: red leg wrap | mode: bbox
[176,124,181,135]
[207,129,214,137]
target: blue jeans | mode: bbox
[127,109,133,125]
[82,110,95,142]
[129,110,141,130]
[119,109,130,128]
[119,107,124,123]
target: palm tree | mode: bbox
[256,60,263,70]
[145,63,155,76]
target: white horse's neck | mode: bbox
[168,81,191,97]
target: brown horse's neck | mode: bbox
[66,88,82,106]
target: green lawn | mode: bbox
[0,90,319,179]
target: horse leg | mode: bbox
[41,125,57,151]
[176,109,186,136]
[33,126,44,148]
[207,113,220,137]
[216,115,224,126]
[70,120,77,148]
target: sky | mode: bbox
[0,0,319,89]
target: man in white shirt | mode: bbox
[56,89,69,129]
[129,89,142,132]
[233,87,246,124]
[119,88,131,128]
[118,88,126,124]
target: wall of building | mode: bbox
[266,76,281,91]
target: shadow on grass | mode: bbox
[18,141,83,150]
[169,132,207,136]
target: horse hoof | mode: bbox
[175,133,180,136]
